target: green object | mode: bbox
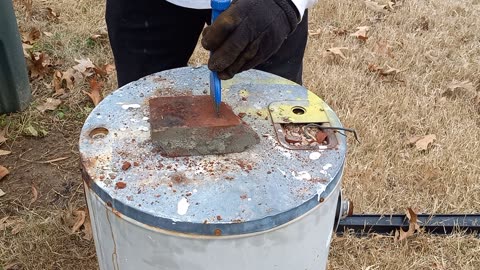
[0,0,31,114]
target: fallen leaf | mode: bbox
[443,80,477,98]
[332,28,348,36]
[365,0,388,13]
[23,124,48,137]
[325,47,349,60]
[36,98,61,112]
[54,68,83,91]
[374,40,394,57]
[0,189,5,197]
[11,222,24,235]
[407,135,422,146]
[0,165,9,180]
[72,58,96,77]
[30,184,38,204]
[0,150,11,156]
[415,134,436,151]
[350,26,370,41]
[45,7,60,22]
[0,129,7,144]
[396,208,420,241]
[83,78,103,106]
[27,52,51,80]
[308,30,322,37]
[21,28,40,44]
[43,31,53,37]
[93,63,116,77]
[368,64,401,76]
[71,210,86,233]
[22,43,33,57]
[23,0,33,20]
[82,215,93,241]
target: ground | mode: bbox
[1,0,479,269]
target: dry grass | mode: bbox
[1,0,479,269]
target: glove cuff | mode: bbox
[275,0,301,32]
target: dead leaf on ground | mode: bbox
[408,134,436,151]
[374,40,394,57]
[83,215,93,241]
[11,222,24,235]
[45,7,60,22]
[0,150,11,156]
[0,165,9,180]
[27,52,52,80]
[0,129,7,144]
[94,63,116,77]
[52,68,83,93]
[83,78,103,106]
[443,80,477,98]
[72,58,96,77]
[30,184,38,204]
[365,0,389,13]
[368,63,401,76]
[22,43,33,57]
[23,124,48,137]
[71,209,86,233]
[0,189,5,197]
[21,28,40,44]
[36,98,61,112]
[43,31,53,37]
[332,28,348,36]
[350,26,370,41]
[396,207,420,241]
[22,0,33,20]
[308,30,322,37]
[324,47,349,60]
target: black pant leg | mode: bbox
[255,10,309,85]
[106,0,210,87]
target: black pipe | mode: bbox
[336,214,480,236]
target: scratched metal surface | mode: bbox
[79,66,347,236]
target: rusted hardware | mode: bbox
[302,124,361,144]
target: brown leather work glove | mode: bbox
[201,0,300,80]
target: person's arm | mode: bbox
[201,0,318,80]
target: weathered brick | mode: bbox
[149,95,259,157]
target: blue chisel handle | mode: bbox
[210,0,231,113]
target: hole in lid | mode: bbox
[89,127,109,139]
[292,106,306,115]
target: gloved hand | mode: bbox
[201,0,300,80]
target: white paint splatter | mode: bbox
[309,152,321,160]
[247,198,252,201]
[323,163,332,170]
[292,171,312,181]
[121,104,141,110]
[138,126,149,132]
[177,197,190,216]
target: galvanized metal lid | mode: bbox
[79,67,347,236]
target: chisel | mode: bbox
[209,0,231,116]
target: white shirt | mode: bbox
[165,0,316,18]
